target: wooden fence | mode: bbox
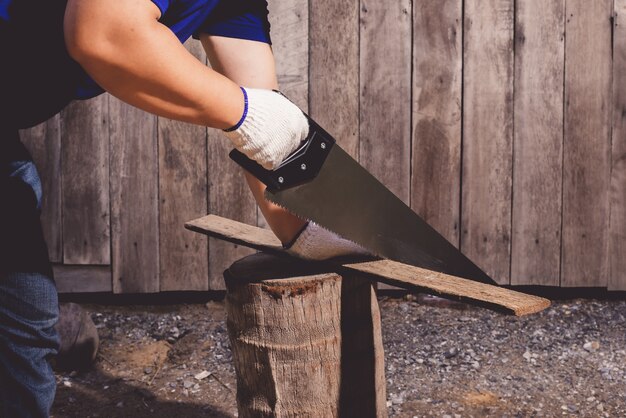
[20,0,626,292]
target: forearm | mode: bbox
[64,0,243,129]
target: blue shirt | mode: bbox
[0,0,270,128]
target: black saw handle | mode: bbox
[229,116,336,192]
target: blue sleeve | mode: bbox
[151,0,171,18]
[194,0,271,44]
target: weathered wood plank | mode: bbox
[158,39,209,291]
[412,0,463,244]
[60,96,110,265]
[53,265,112,293]
[360,0,412,292]
[309,0,359,157]
[109,97,159,293]
[561,0,612,287]
[610,0,626,290]
[268,0,308,111]
[207,131,256,290]
[511,0,565,285]
[258,0,309,231]
[359,0,411,204]
[20,116,62,263]
[185,214,551,316]
[462,0,515,284]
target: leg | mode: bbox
[0,128,59,418]
[201,35,306,244]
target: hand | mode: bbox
[222,88,309,170]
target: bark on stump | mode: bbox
[224,253,387,418]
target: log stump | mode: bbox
[224,253,387,418]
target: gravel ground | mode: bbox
[51,295,626,417]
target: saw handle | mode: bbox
[229,116,335,191]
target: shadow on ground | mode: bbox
[53,367,232,418]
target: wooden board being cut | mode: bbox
[185,215,550,316]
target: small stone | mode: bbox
[144,367,153,375]
[587,396,596,402]
[194,370,211,380]
[568,405,578,412]
[183,380,194,389]
[169,382,177,388]
[116,402,124,408]
[444,348,459,359]
[523,350,532,361]
[583,341,600,352]
[390,393,404,404]
[63,381,72,388]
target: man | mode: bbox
[0,0,365,416]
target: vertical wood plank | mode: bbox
[309,0,359,157]
[360,0,411,204]
[20,116,63,263]
[268,0,309,111]
[412,0,463,244]
[207,130,256,290]
[158,39,209,291]
[462,0,514,284]
[511,0,565,285]
[110,97,159,293]
[561,0,612,287]
[257,0,310,231]
[609,0,626,290]
[60,96,110,265]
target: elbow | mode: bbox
[65,28,104,66]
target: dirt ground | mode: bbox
[51,293,626,417]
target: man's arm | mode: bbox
[64,0,243,129]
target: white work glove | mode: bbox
[222,87,309,170]
[285,221,372,261]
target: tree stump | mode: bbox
[224,253,387,418]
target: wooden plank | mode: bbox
[309,0,359,157]
[359,0,411,292]
[158,39,209,291]
[109,97,159,293]
[561,0,612,287]
[185,214,551,316]
[411,0,463,244]
[346,260,549,316]
[60,96,110,265]
[54,265,112,293]
[511,0,565,285]
[462,0,514,284]
[359,0,411,204]
[610,0,626,290]
[207,129,256,290]
[20,116,63,263]
[259,0,309,231]
[268,0,309,111]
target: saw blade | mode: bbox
[264,143,497,285]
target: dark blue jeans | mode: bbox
[0,129,59,418]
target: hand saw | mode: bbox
[230,115,496,286]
